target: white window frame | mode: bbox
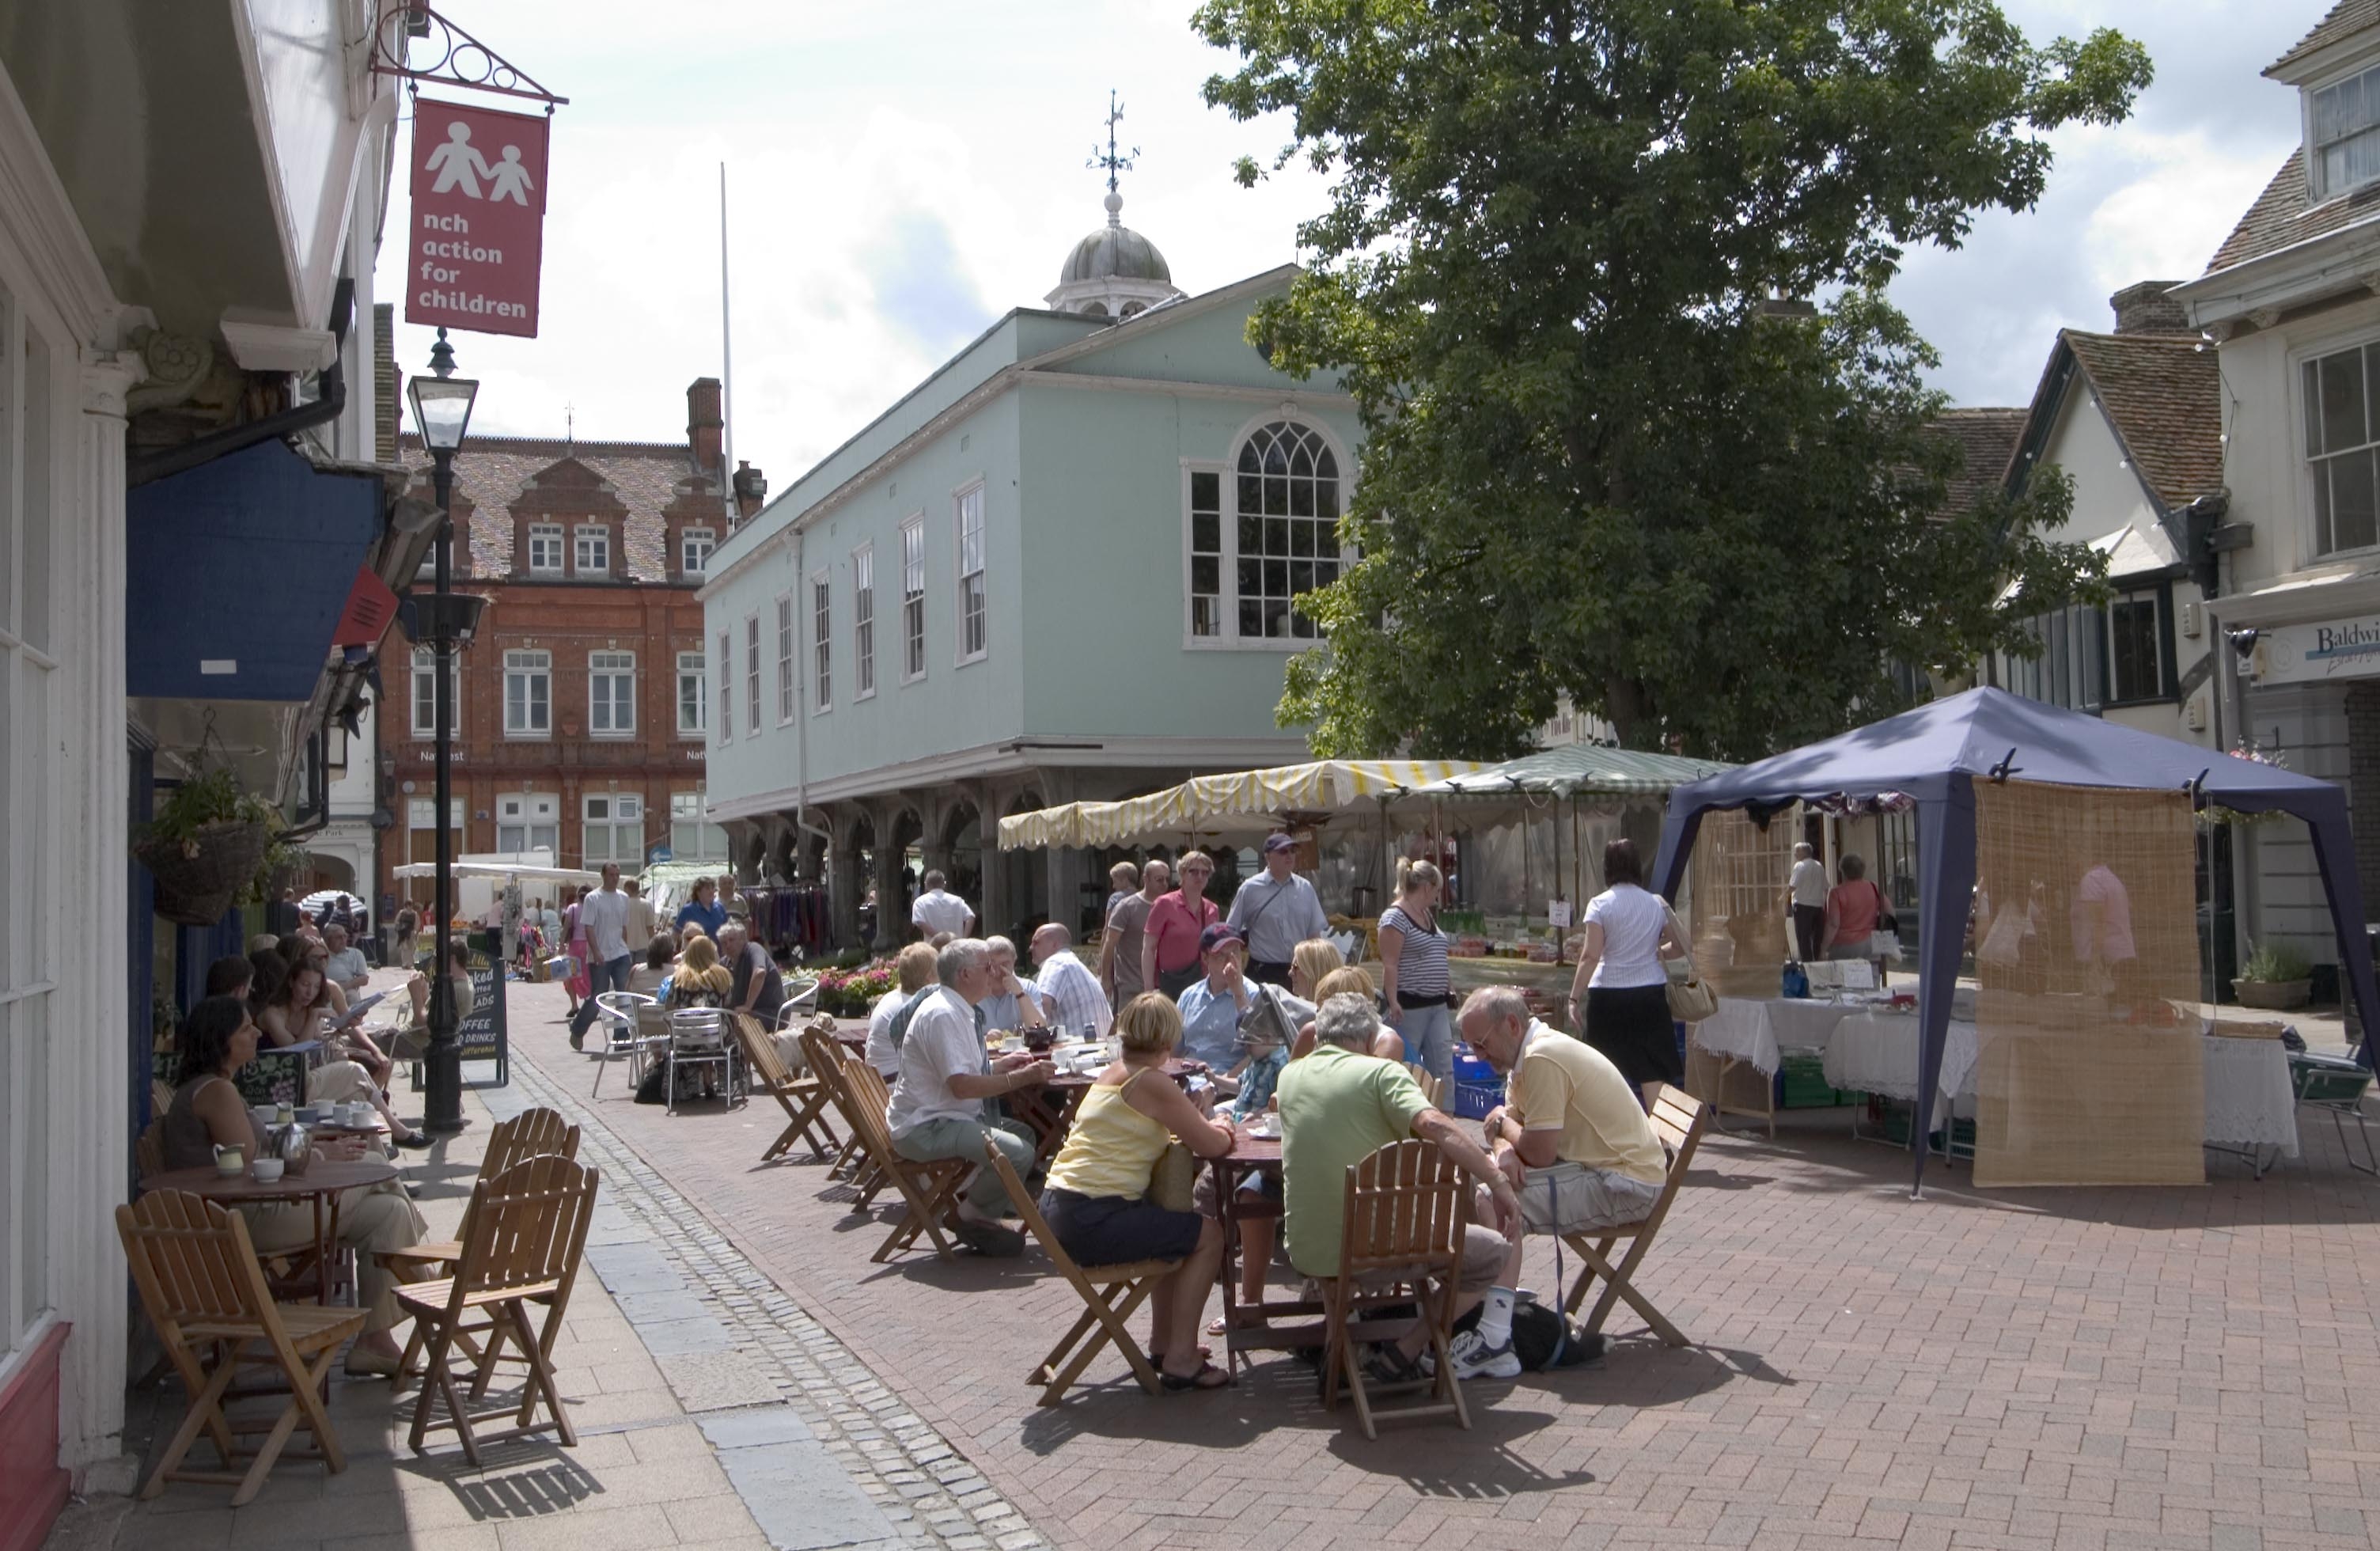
[588,649,635,738]
[716,628,733,744]
[573,523,609,577]
[670,790,730,862]
[775,593,795,724]
[2306,60,2380,202]
[410,647,461,738]
[745,612,761,739]
[2297,329,2380,561]
[676,649,707,738]
[681,525,716,578]
[1180,417,1356,651]
[953,480,987,666]
[900,514,927,684]
[852,542,876,700]
[495,791,560,856]
[582,791,645,870]
[502,648,551,739]
[526,522,564,575]
[811,570,832,713]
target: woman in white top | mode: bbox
[1564,837,1688,1092]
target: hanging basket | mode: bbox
[136,819,272,926]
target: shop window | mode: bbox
[2304,341,2380,555]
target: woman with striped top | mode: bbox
[1379,858,1455,1077]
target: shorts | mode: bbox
[1514,1160,1661,1235]
[1037,1187,1202,1268]
[1302,1223,1511,1299]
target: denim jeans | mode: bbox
[1396,1001,1454,1078]
[569,953,636,1040]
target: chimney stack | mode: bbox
[2109,281,2190,336]
[687,377,724,478]
[732,459,768,522]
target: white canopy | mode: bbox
[998,759,1480,851]
[390,855,601,885]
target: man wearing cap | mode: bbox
[1226,834,1332,987]
[1172,923,1251,1092]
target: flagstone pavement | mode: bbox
[70,968,2380,1551]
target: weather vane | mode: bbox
[1088,89,1139,215]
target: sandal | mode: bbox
[1160,1361,1230,1392]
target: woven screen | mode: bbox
[1970,779,2204,1187]
[1688,808,1801,999]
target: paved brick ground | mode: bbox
[507,975,2380,1551]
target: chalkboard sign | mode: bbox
[454,957,510,1083]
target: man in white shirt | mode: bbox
[1028,923,1111,1037]
[569,864,635,1048]
[1785,841,1829,964]
[888,939,1053,1257]
[909,870,976,939]
[320,923,370,994]
[1225,834,1332,986]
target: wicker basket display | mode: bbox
[136,818,271,926]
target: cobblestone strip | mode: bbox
[495,1057,1050,1551]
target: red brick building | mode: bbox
[379,379,763,908]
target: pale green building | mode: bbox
[699,194,1360,946]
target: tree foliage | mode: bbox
[1193,0,2152,760]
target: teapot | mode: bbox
[266,1121,313,1174]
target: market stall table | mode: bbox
[2201,1031,2301,1170]
[1690,996,1894,1134]
[138,1155,402,1303]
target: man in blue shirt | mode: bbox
[1173,923,1252,1094]
[1225,834,1332,987]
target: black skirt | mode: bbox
[1583,983,1682,1092]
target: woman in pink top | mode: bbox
[1820,853,1889,975]
[1140,850,1221,999]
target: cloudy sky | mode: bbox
[373,0,2318,487]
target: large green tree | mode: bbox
[1195,0,2151,760]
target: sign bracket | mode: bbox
[371,3,570,106]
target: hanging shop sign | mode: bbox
[406,97,549,337]
[2254,616,2380,685]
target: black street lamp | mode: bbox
[407,327,479,1136]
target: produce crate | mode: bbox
[1778,1052,1850,1109]
[1447,1079,1501,1120]
[1877,1098,1974,1154]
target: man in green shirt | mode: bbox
[1277,992,1525,1380]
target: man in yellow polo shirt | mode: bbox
[1277,993,1524,1381]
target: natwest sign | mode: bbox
[406,97,549,338]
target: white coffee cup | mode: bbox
[251,1158,285,1183]
[346,1102,372,1127]
[250,1105,277,1132]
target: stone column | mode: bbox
[871,802,908,953]
[826,807,862,950]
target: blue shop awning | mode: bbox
[127,438,381,701]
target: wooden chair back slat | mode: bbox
[135,1119,168,1183]
[739,1019,794,1087]
[483,1107,580,1177]
[1340,1139,1465,1276]
[798,1029,847,1102]
[841,1058,898,1155]
[119,1191,269,1325]
[449,1155,601,1300]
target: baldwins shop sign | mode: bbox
[407,98,549,337]
[2257,616,2380,684]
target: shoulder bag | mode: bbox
[1662,905,1719,1023]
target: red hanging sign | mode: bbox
[405,97,549,338]
[332,565,400,648]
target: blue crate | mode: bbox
[1448,1079,1501,1120]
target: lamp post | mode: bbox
[408,328,479,1136]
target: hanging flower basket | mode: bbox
[136,818,274,926]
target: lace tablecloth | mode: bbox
[1824,1012,1980,1117]
[1693,997,1881,1076]
[2200,1034,2300,1157]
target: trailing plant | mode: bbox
[136,764,293,908]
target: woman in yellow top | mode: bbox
[1038,992,1235,1391]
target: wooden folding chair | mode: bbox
[1558,1083,1710,1346]
[1320,1139,1472,1440]
[117,1192,367,1505]
[381,1106,580,1386]
[978,1139,1176,1405]
[396,1154,601,1466]
[736,1017,843,1163]
[797,1028,873,1185]
[135,1117,168,1181]
[1415,1072,1448,1110]
[836,1060,967,1262]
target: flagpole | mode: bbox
[720,160,734,522]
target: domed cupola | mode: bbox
[1045,94,1186,320]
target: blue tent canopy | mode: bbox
[1651,688,2378,1193]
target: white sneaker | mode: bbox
[1422,1326,1522,1380]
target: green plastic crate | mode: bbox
[1778,1053,1849,1109]
[2291,1053,2373,1105]
[1878,1100,1976,1152]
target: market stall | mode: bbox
[1653,688,2378,1193]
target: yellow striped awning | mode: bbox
[996,760,1480,850]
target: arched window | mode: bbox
[1187,419,1343,642]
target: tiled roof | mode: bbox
[2204,149,2380,275]
[2059,330,2223,511]
[1935,407,2026,511]
[2269,0,2378,77]
[399,434,720,583]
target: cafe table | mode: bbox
[139,1155,400,1303]
[1207,1123,1328,1373]
[1012,1058,1207,1167]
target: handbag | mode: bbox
[1662,907,1720,1023]
[1149,1140,1197,1213]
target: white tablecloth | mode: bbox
[1823,1011,1980,1119]
[2200,1035,2300,1158]
[1694,997,1880,1077]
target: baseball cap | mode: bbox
[1262,833,1298,854]
[1199,923,1246,955]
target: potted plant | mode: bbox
[134,764,293,926]
[2234,940,2314,1011]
